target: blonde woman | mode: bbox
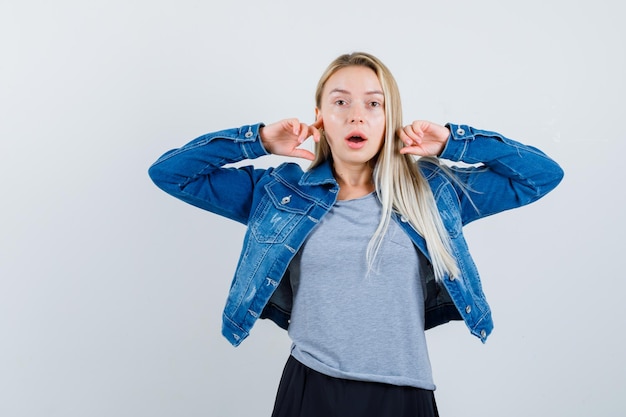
[149,52,563,416]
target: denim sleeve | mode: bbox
[148,123,270,224]
[437,124,564,224]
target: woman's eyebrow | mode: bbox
[328,88,384,96]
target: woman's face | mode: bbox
[316,65,386,169]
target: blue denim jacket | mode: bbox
[149,123,563,346]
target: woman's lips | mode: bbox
[346,135,367,149]
[345,130,367,149]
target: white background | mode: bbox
[1,0,624,416]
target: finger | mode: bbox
[412,120,428,134]
[311,117,323,142]
[297,122,310,143]
[298,121,323,144]
[410,122,426,139]
[311,126,321,143]
[302,125,320,143]
[398,129,411,146]
[399,126,421,145]
[290,118,301,136]
[399,145,427,157]
[311,117,324,129]
[291,148,316,161]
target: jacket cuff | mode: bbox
[439,123,474,161]
[236,123,268,159]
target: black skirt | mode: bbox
[271,356,439,417]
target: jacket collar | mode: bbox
[299,159,337,187]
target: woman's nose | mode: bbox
[349,106,364,123]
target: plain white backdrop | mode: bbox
[1,0,624,416]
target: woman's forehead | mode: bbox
[323,66,382,96]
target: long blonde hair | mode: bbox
[310,52,459,281]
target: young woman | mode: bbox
[149,52,563,416]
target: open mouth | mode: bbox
[348,135,365,143]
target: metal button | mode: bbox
[400,215,408,222]
[465,305,472,314]
[456,128,465,136]
[281,195,291,205]
[480,329,487,338]
[244,131,253,138]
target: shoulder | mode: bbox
[417,157,440,177]
[271,162,307,179]
[417,157,453,192]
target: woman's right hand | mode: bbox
[259,118,323,161]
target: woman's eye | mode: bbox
[335,99,346,106]
[370,101,381,107]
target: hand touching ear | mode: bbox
[260,118,323,161]
[398,120,450,157]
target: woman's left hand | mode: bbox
[398,120,450,157]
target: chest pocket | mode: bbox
[435,184,462,238]
[250,181,314,243]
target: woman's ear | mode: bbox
[315,107,321,121]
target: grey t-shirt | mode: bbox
[288,192,435,390]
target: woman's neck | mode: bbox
[333,162,375,200]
